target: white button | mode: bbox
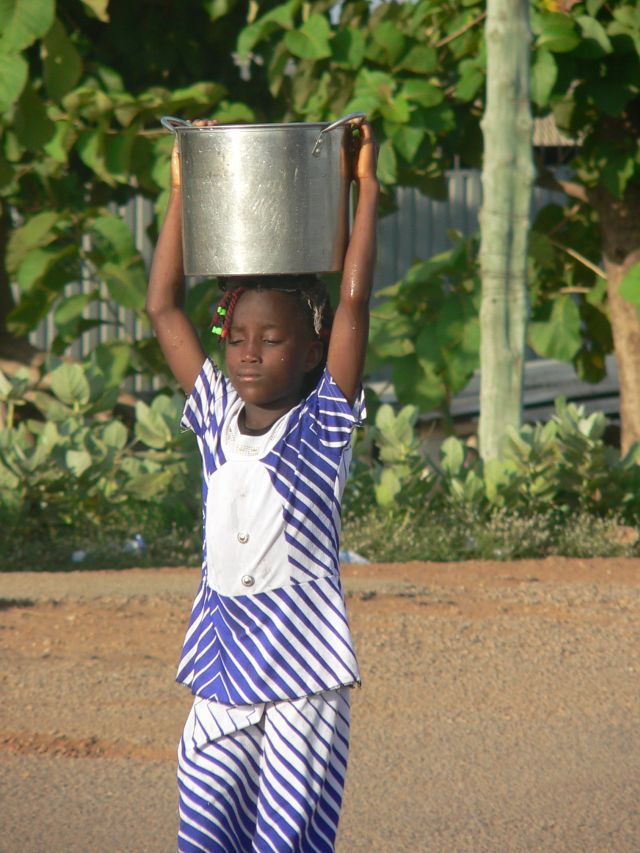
[237,532,250,544]
[241,574,255,587]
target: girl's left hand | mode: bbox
[351,119,378,185]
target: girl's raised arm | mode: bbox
[146,130,208,394]
[327,120,379,407]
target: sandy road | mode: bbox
[1,558,639,852]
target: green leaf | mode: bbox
[100,261,147,311]
[351,68,396,115]
[13,81,55,151]
[42,17,83,101]
[0,52,27,112]
[619,262,640,304]
[135,401,173,449]
[53,292,99,338]
[374,467,402,507]
[43,118,77,162]
[601,151,636,197]
[536,13,580,53]
[90,214,136,260]
[50,363,91,406]
[440,436,465,476]
[93,341,131,390]
[6,211,60,273]
[531,49,557,108]
[576,14,612,55]
[392,355,446,411]
[379,95,410,123]
[104,126,137,184]
[65,448,92,477]
[331,28,365,69]
[0,0,55,52]
[15,245,75,292]
[397,45,438,75]
[376,138,397,184]
[284,14,332,60]
[237,0,300,58]
[456,58,485,101]
[528,296,582,362]
[7,279,59,336]
[586,0,607,14]
[101,420,128,450]
[126,470,174,500]
[400,79,443,108]
[79,0,109,22]
[77,128,112,185]
[386,122,425,163]
[371,21,406,65]
[205,0,238,22]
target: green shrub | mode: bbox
[0,354,200,569]
[351,399,640,525]
[341,505,638,563]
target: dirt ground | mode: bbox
[1,557,639,853]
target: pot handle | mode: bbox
[161,116,193,132]
[312,112,366,157]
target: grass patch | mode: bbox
[0,521,201,572]
[2,508,638,572]
[341,506,640,563]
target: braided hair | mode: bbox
[211,275,334,394]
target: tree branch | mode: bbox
[549,239,606,280]
[434,11,487,48]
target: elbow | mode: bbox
[144,298,167,331]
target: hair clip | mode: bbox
[211,325,222,336]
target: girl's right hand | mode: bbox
[352,119,378,185]
[170,119,218,191]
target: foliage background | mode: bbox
[2,0,640,566]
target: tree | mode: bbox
[3,0,640,454]
[529,0,640,454]
[477,0,533,460]
[0,0,271,377]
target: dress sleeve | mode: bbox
[305,368,366,450]
[180,358,228,436]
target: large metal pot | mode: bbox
[161,114,364,277]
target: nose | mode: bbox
[240,340,261,362]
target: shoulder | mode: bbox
[180,357,236,435]
[293,368,366,450]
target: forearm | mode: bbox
[146,192,186,319]
[340,177,379,308]
[146,190,206,393]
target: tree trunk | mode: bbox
[593,185,640,455]
[477,0,534,461]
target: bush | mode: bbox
[0,356,200,570]
[352,399,640,524]
[2,355,638,569]
[341,506,638,563]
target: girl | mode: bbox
[146,117,378,853]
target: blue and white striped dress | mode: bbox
[177,359,364,852]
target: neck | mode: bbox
[239,400,298,434]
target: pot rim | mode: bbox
[170,121,333,132]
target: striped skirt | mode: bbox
[177,688,351,852]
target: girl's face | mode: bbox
[225,289,323,412]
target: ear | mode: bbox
[304,339,324,372]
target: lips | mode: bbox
[235,372,262,381]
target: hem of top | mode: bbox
[175,677,362,703]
